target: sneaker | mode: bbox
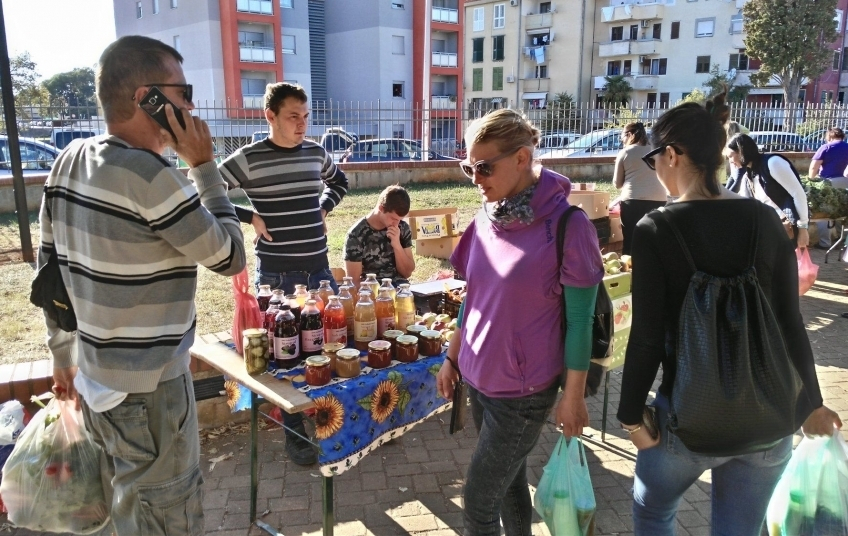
[285,432,317,465]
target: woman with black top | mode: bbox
[616,96,841,535]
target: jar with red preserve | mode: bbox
[336,348,362,378]
[304,355,332,386]
[382,329,404,359]
[419,330,442,357]
[367,340,392,369]
[395,335,419,363]
[406,324,427,338]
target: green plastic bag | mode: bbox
[766,431,848,535]
[534,436,596,536]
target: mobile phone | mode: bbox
[138,86,186,138]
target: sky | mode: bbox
[4,0,116,81]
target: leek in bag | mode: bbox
[534,436,596,536]
[0,396,109,534]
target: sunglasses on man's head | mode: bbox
[642,143,682,171]
[459,147,521,179]
[144,83,193,103]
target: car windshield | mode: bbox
[565,131,615,150]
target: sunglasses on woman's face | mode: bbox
[459,147,521,179]
[642,143,682,170]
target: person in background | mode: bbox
[617,95,841,536]
[42,35,247,535]
[344,184,415,287]
[437,108,604,536]
[219,82,348,466]
[613,122,667,254]
[724,133,810,248]
[809,127,848,248]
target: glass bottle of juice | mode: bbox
[257,284,273,312]
[341,276,354,292]
[300,299,324,357]
[395,283,416,332]
[323,296,348,345]
[286,294,301,324]
[337,285,355,339]
[265,291,284,361]
[380,278,397,302]
[308,289,325,315]
[294,284,309,309]
[364,273,379,298]
[354,290,377,351]
[274,304,300,369]
[375,288,396,338]
[318,279,335,306]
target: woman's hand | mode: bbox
[625,425,661,450]
[802,405,843,437]
[53,366,80,410]
[796,228,810,248]
[251,213,272,245]
[554,394,589,438]
[437,358,460,399]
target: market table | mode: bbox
[190,332,451,536]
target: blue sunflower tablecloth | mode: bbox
[220,341,451,477]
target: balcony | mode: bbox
[432,7,458,23]
[628,74,658,90]
[432,51,458,67]
[236,0,272,14]
[243,95,264,109]
[600,3,664,23]
[631,39,658,55]
[593,76,607,90]
[525,12,553,31]
[432,96,457,109]
[239,44,275,63]
[599,40,631,57]
[521,77,550,93]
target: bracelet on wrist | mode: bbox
[621,424,642,435]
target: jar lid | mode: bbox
[242,328,267,337]
[305,355,331,367]
[337,348,361,360]
[322,342,345,353]
[406,324,427,333]
[368,340,392,350]
[383,330,405,339]
[396,335,419,345]
[420,329,442,340]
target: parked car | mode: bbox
[341,138,458,162]
[51,127,100,150]
[539,132,581,152]
[748,131,814,153]
[0,135,60,177]
[539,129,625,158]
[250,127,358,163]
[801,127,846,149]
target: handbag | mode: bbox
[29,251,77,332]
[448,357,466,434]
[659,202,803,456]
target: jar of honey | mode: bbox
[419,330,443,357]
[395,335,419,363]
[336,349,362,378]
[304,355,332,386]
[321,342,345,372]
[382,329,405,359]
[406,324,427,338]
[242,328,270,374]
[367,340,392,369]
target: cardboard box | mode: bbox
[415,233,463,260]
[603,272,632,298]
[568,191,610,220]
[611,293,633,331]
[610,216,623,243]
[592,326,630,371]
[331,267,346,285]
[406,208,459,240]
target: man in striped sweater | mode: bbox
[39,36,246,535]
[219,82,348,465]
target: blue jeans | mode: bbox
[464,382,560,536]
[632,394,793,536]
[255,264,339,433]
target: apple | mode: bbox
[432,321,447,331]
[435,314,452,324]
[441,330,455,343]
[446,318,458,331]
[416,320,428,326]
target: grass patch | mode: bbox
[0,177,616,365]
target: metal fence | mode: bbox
[4,100,846,160]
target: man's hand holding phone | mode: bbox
[162,103,214,168]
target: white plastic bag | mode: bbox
[0,400,26,446]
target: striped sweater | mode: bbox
[38,135,246,394]
[218,138,348,272]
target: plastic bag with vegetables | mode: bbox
[0,396,110,534]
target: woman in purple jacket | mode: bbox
[436,109,604,536]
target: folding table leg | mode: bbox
[250,390,259,523]
[323,475,334,536]
[601,370,611,442]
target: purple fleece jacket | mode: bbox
[450,168,604,398]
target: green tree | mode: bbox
[602,75,632,106]
[678,88,709,105]
[604,104,647,129]
[3,52,50,127]
[743,0,838,114]
[541,91,578,133]
[702,64,752,103]
[43,67,97,117]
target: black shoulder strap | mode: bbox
[657,206,697,273]
[556,205,582,271]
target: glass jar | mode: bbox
[304,355,332,386]
[382,329,405,359]
[367,340,392,369]
[406,324,427,338]
[336,349,362,378]
[321,342,345,372]
[257,284,273,312]
[364,273,379,298]
[395,334,419,363]
[242,328,269,374]
[419,330,442,357]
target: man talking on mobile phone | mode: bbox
[37,35,246,535]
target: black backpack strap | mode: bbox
[657,207,697,273]
[746,199,759,268]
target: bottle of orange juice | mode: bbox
[395,283,416,331]
[308,289,325,315]
[323,296,348,345]
[337,285,355,339]
[375,288,396,338]
[318,279,335,306]
[354,290,377,351]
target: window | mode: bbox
[611,26,623,41]
[392,35,404,55]
[473,7,484,31]
[173,35,181,53]
[822,90,834,103]
[492,35,504,61]
[730,13,743,34]
[695,18,715,37]
[623,60,632,75]
[281,0,293,7]
[391,1,404,8]
[650,58,667,75]
[152,0,159,14]
[647,93,657,108]
[282,35,296,54]
[729,53,749,70]
[472,38,484,62]
[240,31,266,46]
[530,33,550,46]
[843,47,848,70]
[607,61,622,76]
[659,92,670,108]
[540,2,551,13]
[392,82,404,98]
[393,124,404,139]
[136,1,142,18]
[493,67,503,90]
[535,65,547,78]
[671,21,680,39]
[696,55,710,73]
[170,0,177,7]
[472,68,483,91]
[629,25,638,40]
[834,50,842,71]
[242,78,266,96]
[836,9,843,32]
[652,23,661,39]
[493,4,505,29]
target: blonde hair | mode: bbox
[464,108,540,153]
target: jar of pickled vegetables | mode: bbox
[242,328,270,374]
